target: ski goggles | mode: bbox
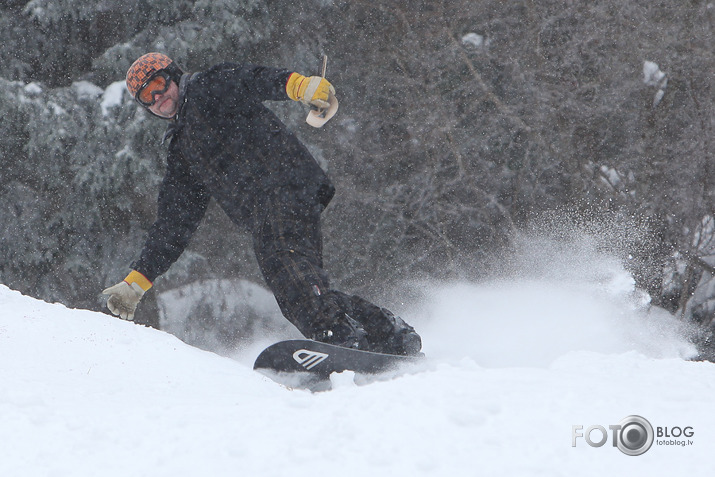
[135,71,171,106]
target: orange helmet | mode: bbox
[126,52,175,98]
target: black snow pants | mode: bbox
[252,189,393,343]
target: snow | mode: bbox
[643,61,666,87]
[462,32,485,48]
[157,279,293,351]
[2,240,715,476]
[23,82,43,95]
[72,80,103,100]
[101,81,127,116]
[600,165,622,189]
[643,61,668,107]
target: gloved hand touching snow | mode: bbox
[102,271,152,321]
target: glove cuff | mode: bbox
[124,270,153,292]
[286,72,307,101]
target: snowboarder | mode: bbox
[102,53,422,356]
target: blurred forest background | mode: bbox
[0,0,714,355]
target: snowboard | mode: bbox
[253,339,423,390]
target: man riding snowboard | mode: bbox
[102,53,422,356]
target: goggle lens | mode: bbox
[136,73,169,106]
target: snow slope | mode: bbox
[2,238,715,476]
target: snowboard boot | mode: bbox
[366,310,422,356]
[311,312,369,351]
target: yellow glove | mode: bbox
[286,73,336,109]
[102,270,153,321]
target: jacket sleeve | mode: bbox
[132,150,211,282]
[204,62,294,102]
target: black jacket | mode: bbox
[132,63,335,281]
